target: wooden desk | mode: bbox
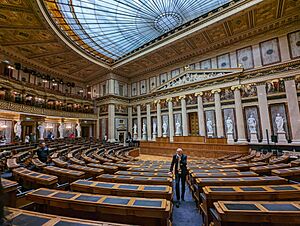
[71,179,173,200]
[269,155,290,164]
[6,158,20,169]
[31,157,46,168]
[52,158,68,168]
[193,176,287,204]
[250,163,290,175]
[68,164,104,178]
[2,178,18,207]
[13,167,58,188]
[127,167,170,173]
[43,166,85,183]
[201,184,300,226]
[272,167,300,180]
[5,207,129,226]
[115,171,172,177]
[211,201,300,226]
[87,163,118,174]
[96,174,173,186]
[27,188,172,226]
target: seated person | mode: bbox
[47,132,54,140]
[69,133,75,139]
[37,142,49,163]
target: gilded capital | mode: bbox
[154,99,161,104]
[179,95,186,100]
[231,85,242,91]
[211,88,221,94]
[195,92,203,97]
[166,97,172,102]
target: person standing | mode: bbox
[169,148,187,207]
[37,142,49,163]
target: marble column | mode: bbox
[137,105,142,140]
[146,103,151,141]
[195,92,205,136]
[156,100,162,138]
[284,77,300,144]
[108,103,115,142]
[231,85,247,143]
[257,83,271,143]
[167,98,174,142]
[128,106,133,136]
[180,95,188,136]
[212,89,224,137]
[96,107,100,139]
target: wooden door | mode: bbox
[188,112,199,136]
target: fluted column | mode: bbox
[156,100,162,138]
[128,106,133,136]
[108,104,115,142]
[96,107,100,139]
[231,85,247,143]
[179,95,188,136]
[146,103,151,141]
[284,77,300,144]
[195,92,205,136]
[167,98,174,142]
[257,83,271,143]
[212,89,224,137]
[137,105,142,140]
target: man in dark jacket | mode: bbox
[169,148,187,207]
[37,142,49,163]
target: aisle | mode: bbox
[172,183,203,226]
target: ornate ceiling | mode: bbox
[0,0,299,84]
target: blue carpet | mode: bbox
[172,182,203,226]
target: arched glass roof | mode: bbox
[44,0,231,63]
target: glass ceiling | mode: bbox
[44,0,231,63]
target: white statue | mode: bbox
[133,123,137,135]
[58,123,64,139]
[14,120,22,138]
[247,114,257,133]
[37,123,45,140]
[206,118,213,133]
[175,119,181,135]
[275,113,284,132]
[226,116,233,134]
[153,121,157,134]
[162,120,168,135]
[142,122,146,135]
[76,123,81,137]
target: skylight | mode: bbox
[45,0,231,62]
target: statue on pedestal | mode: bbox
[275,113,284,132]
[58,123,64,139]
[152,121,157,135]
[142,122,146,135]
[76,123,81,137]
[37,123,45,140]
[247,114,257,133]
[14,120,22,139]
[162,120,168,137]
[175,120,181,136]
[226,116,233,134]
[206,118,213,134]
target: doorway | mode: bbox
[188,112,199,136]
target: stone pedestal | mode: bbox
[277,131,287,144]
[163,133,167,138]
[227,132,234,144]
[142,132,147,140]
[175,131,181,136]
[207,132,213,138]
[133,133,138,140]
[250,131,258,143]
[152,133,157,141]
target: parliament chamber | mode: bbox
[1,0,300,225]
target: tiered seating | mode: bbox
[272,166,300,181]
[250,163,291,175]
[2,178,18,207]
[43,165,85,183]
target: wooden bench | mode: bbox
[96,174,173,186]
[31,157,47,168]
[250,163,290,175]
[127,167,170,173]
[269,155,290,164]
[5,207,129,226]
[27,188,172,226]
[52,158,68,168]
[13,167,58,188]
[115,170,172,177]
[1,178,18,207]
[201,184,300,226]
[211,201,300,226]
[68,164,104,178]
[71,179,173,200]
[193,176,288,204]
[43,166,85,183]
[6,158,20,170]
